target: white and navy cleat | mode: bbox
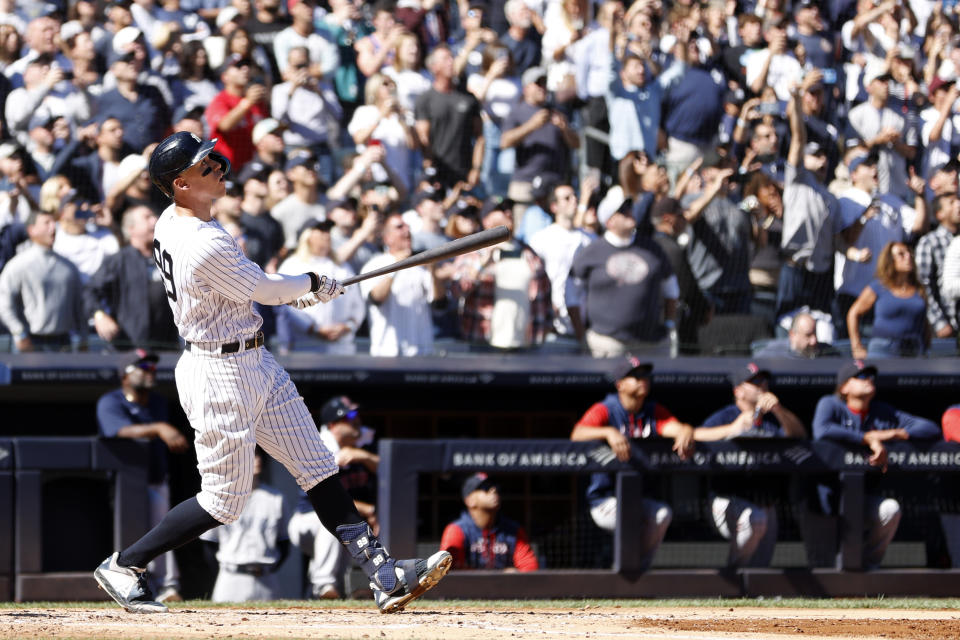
[93,552,169,614]
[373,550,453,614]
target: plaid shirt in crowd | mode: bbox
[451,244,553,346]
[915,224,959,332]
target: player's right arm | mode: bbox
[571,403,630,461]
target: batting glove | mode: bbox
[315,275,345,303]
[289,293,321,309]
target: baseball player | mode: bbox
[93,132,451,614]
[571,357,694,572]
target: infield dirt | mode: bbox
[2,606,960,639]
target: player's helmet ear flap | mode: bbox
[209,151,231,178]
[148,132,219,198]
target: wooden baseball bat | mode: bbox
[340,225,510,287]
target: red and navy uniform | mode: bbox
[577,392,677,508]
[942,404,960,443]
[440,512,539,572]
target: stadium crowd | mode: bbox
[1,0,960,357]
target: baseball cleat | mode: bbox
[94,552,168,614]
[373,550,452,614]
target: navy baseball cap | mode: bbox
[411,188,442,208]
[121,349,159,376]
[730,362,771,387]
[298,217,335,237]
[837,361,878,386]
[462,472,496,499]
[480,196,514,218]
[614,356,653,381]
[285,151,316,172]
[320,396,359,425]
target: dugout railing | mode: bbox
[379,438,960,598]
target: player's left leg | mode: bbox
[254,350,451,612]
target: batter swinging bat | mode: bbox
[340,225,510,287]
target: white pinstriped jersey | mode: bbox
[153,204,265,343]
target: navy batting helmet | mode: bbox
[148,132,230,198]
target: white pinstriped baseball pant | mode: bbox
[175,345,338,524]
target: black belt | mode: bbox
[222,562,273,577]
[186,331,264,354]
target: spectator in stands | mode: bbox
[5,15,67,84]
[58,116,128,205]
[361,211,437,356]
[384,32,432,114]
[238,173,284,270]
[569,186,676,356]
[237,118,286,184]
[5,54,92,147]
[501,0,541,77]
[41,176,119,284]
[812,361,940,568]
[226,27,274,91]
[529,182,594,340]
[85,205,179,351]
[916,193,960,339]
[348,74,418,191]
[450,196,552,352]
[415,44,485,191]
[206,53,268,171]
[681,152,753,316]
[276,219,365,354]
[467,43,520,199]
[271,151,327,252]
[288,396,379,599]
[273,0,338,79]
[316,0,368,116]
[409,189,449,252]
[848,241,929,358]
[271,45,342,185]
[753,311,838,358]
[0,210,85,352]
[96,350,187,602]
[695,363,805,568]
[650,196,710,355]
[170,40,218,116]
[500,66,578,210]
[847,62,917,201]
[574,0,619,180]
[200,447,290,602]
[919,77,960,179]
[98,48,171,153]
[571,358,693,572]
[105,152,164,218]
[441,473,539,572]
[834,151,927,334]
[354,0,401,78]
[248,0,291,63]
[452,1,495,79]
[745,16,802,102]
[777,81,841,320]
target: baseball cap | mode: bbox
[285,150,316,172]
[462,472,496,499]
[118,153,149,179]
[613,356,653,381]
[847,151,878,173]
[929,76,949,95]
[216,6,241,29]
[596,186,630,227]
[650,196,683,220]
[60,20,84,43]
[0,142,18,159]
[863,62,891,86]
[730,362,771,387]
[121,349,159,376]
[320,396,359,425]
[836,361,878,386]
[112,26,143,53]
[481,195,514,218]
[173,104,205,123]
[521,66,547,87]
[411,188,442,208]
[530,175,555,201]
[298,217,335,237]
[107,48,137,66]
[895,44,916,60]
[252,118,284,145]
[804,140,827,157]
[218,53,252,76]
[28,112,56,131]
